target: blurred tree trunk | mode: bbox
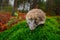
[14,0,17,11]
[12,0,18,16]
[46,0,55,12]
[54,0,60,15]
[0,0,2,10]
[0,0,9,10]
[46,0,60,15]
[30,0,39,9]
[2,0,9,6]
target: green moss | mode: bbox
[0,17,60,40]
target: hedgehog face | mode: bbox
[29,20,37,30]
[26,18,37,30]
[26,17,45,30]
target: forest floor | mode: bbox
[0,17,60,40]
[0,12,60,31]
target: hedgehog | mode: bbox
[26,9,46,30]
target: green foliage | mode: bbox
[0,17,60,40]
[14,12,18,17]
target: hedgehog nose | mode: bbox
[29,27,35,30]
[29,26,36,30]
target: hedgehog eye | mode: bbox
[34,20,37,25]
[39,17,43,21]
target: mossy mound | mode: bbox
[0,17,60,40]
